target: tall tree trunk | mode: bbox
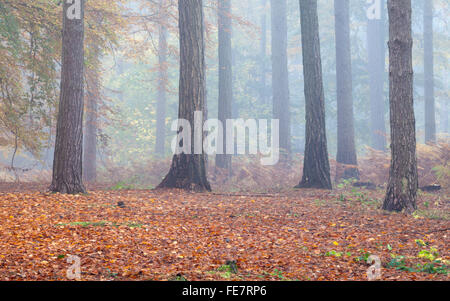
[83,67,98,183]
[334,0,358,180]
[368,0,387,151]
[50,0,86,194]
[271,0,291,158]
[383,0,417,213]
[157,0,211,192]
[295,0,332,190]
[216,0,232,173]
[424,0,436,144]
[259,0,267,106]
[155,1,169,155]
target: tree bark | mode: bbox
[383,0,418,213]
[334,0,358,180]
[296,0,332,190]
[271,0,291,158]
[368,0,387,151]
[216,0,232,173]
[157,0,211,192]
[50,0,86,194]
[155,1,169,155]
[424,0,436,144]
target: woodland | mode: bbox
[0,0,448,281]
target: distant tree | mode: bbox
[259,0,268,106]
[157,0,211,192]
[83,53,99,183]
[424,0,436,144]
[367,0,387,151]
[295,0,332,190]
[442,100,449,134]
[334,0,358,179]
[271,0,291,158]
[216,0,233,174]
[155,0,169,155]
[50,0,86,194]
[383,0,418,213]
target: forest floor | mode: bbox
[0,183,448,281]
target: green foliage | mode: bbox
[386,256,448,275]
[168,274,188,281]
[337,178,358,189]
[386,244,449,275]
[325,250,339,257]
[354,250,371,263]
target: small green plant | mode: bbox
[418,247,439,261]
[208,262,239,279]
[168,274,188,281]
[260,269,286,280]
[325,250,342,257]
[338,194,346,202]
[354,250,371,262]
[337,178,357,189]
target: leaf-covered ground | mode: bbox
[0,185,448,281]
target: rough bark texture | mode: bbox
[368,0,387,151]
[83,65,99,183]
[296,0,332,190]
[50,0,86,194]
[424,0,436,144]
[216,0,232,173]
[383,0,418,213]
[334,0,358,179]
[155,1,168,155]
[271,0,291,158]
[157,0,211,192]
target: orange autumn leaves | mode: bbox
[0,186,448,281]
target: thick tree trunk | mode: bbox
[368,0,387,151]
[155,1,168,155]
[216,0,232,173]
[157,0,211,192]
[424,0,436,144]
[271,0,291,158]
[334,0,358,180]
[296,0,332,190]
[83,69,98,183]
[259,0,267,105]
[383,0,418,213]
[50,0,86,194]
